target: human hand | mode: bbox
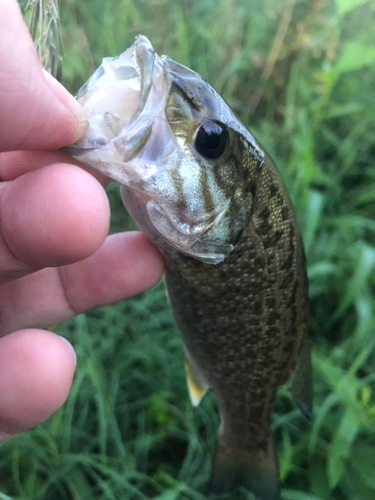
[0,0,164,441]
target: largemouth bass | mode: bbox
[66,36,312,500]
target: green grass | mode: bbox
[3,0,375,498]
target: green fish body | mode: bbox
[67,36,312,500]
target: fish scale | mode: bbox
[66,35,312,500]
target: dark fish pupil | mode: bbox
[194,120,227,159]
[201,122,222,150]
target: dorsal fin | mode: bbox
[184,348,210,407]
[285,334,313,420]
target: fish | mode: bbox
[65,35,312,500]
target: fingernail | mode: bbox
[58,336,77,368]
[43,69,87,123]
[73,119,89,142]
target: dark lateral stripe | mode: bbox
[199,162,215,215]
[170,169,187,212]
[214,164,230,193]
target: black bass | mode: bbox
[66,36,312,500]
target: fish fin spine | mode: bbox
[184,348,210,407]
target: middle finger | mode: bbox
[0,162,110,284]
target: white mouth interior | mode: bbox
[71,36,155,151]
[81,62,140,120]
[76,67,139,149]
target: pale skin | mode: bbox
[0,0,165,441]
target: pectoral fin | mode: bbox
[285,335,313,420]
[184,349,210,407]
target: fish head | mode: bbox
[66,36,265,264]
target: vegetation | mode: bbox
[2,0,375,498]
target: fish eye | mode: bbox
[194,120,227,159]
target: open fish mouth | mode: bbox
[64,35,169,182]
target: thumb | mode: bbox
[0,0,88,152]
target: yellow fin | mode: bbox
[184,350,210,407]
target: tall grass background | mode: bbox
[1,0,374,498]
